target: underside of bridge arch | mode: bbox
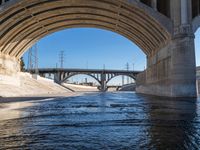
[0,0,171,58]
[61,73,101,85]
[193,16,200,32]
[0,0,198,98]
[106,74,136,84]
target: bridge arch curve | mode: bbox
[193,16,200,32]
[0,0,172,58]
[1,0,197,97]
[106,74,136,84]
[61,73,101,85]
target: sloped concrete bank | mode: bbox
[0,73,73,97]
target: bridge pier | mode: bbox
[136,0,197,97]
[100,73,107,92]
[54,72,62,83]
[136,34,196,97]
[1,0,200,98]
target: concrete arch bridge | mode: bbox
[1,0,200,97]
[32,68,139,91]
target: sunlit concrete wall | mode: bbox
[0,54,20,75]
[136,0,197,97]
[136,36,196,97]
[0,0,200,97]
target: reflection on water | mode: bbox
[0,92,200,149]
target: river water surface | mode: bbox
[0,92,200,149]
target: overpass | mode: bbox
[28,68,140,91]
[1,0,200,97]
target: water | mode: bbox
[0,92,200,150]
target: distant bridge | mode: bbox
[28,68,141,91]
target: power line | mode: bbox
[126,62,129,84]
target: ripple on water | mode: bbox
[0,92,200,149]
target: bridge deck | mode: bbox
[28,68,141,74]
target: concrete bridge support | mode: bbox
[136,0,197,97]
[136,34,196,97]
[53,72,66,84]
[1,0,200,97]
[100,73,107,92]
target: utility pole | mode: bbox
[132,63,134,83]
[126,63,129,84]
[27,44,38,74]
[59,50,64,68]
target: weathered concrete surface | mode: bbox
[62,83,98,92]
[136,0,199,97]
[197,80,200,95]
[0,72,73,97]
[136,35,197,97]
[0,0,171,59]
[118,83,136,91]
[0,0,200,97]
[0,54,20,75]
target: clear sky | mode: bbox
[23,28,146,71]
[195,28,200,66]
[23,27,200,85]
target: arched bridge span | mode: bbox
[1,0,200,97]
[0,0,172,58]
[30,68,140,91]
[62,73,102,85]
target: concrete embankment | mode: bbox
[0,73,72,97]
[62,83,98,92]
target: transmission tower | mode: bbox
[126,63,129,84]
[59,50,65,68]
[27,44,38,74]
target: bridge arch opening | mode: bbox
[4,0,199,97]
[106,75,135,86]
[23,27,146,72]
[0,0,171,61]
[62,73,101,86]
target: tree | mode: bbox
[20,57,25,72]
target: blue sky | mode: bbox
[195,28,200,66]
[23,28,146,71]
[23,28,200,85]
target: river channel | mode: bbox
[0,92,200,149]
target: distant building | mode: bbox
[80,82,95,86]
